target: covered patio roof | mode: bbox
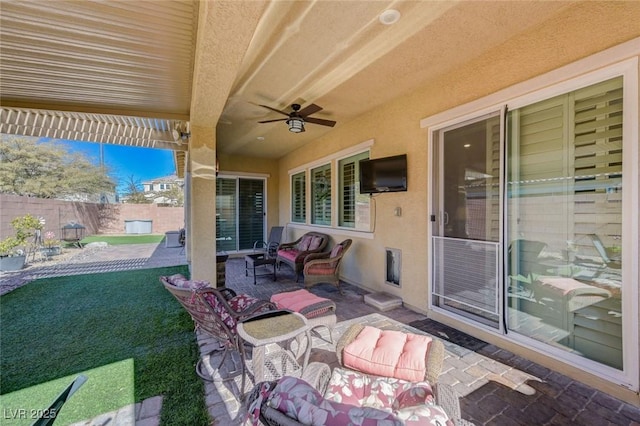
[1,0,595,166]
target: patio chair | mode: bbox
[276,231,330,282]
[253,226,284,258]
[244,325,471,426]
[303,239,352,294]
[160,274,277,389]
[586,233,621,269]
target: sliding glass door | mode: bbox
[506,77,624,369]
[430,67,636,384]
[432,113,502,328]
[216,177,265,252]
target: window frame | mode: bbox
[287,139,374,234]
[338,150,370,229]
[310,163,332,226]
[290,171,306,223]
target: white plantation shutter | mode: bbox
[508,76,623,254]
[291,172,306,223]
[216,178,237,252]
[311,164,331,226]
[341,161,356,225]
[338,151,368,228]
[216,177,265,251]
[507,76,624,369]
[572,78,623,250]
[238,178,264,250]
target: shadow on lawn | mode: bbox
[0,265,209,425]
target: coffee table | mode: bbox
[237,310,311,383]
[244,253,276,284]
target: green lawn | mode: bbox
[78,234,165,245]
[0,266,209,425]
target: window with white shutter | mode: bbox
[311,164,331,226]
[339,151,370,229]
[291,171,306,223]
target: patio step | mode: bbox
[363,292,402,311]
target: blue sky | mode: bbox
[44,139,176,194]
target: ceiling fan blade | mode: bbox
[304,116,336,127]
[258,104,290,116]
[297,103,322,117]
[258,118,288,123]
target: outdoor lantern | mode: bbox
[61,222,86,247]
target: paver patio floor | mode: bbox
[3,242,638,425]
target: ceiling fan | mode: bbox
[257,103,336,133]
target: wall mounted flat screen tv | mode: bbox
[359,154,407,194]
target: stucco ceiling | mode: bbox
[0,0,584,159]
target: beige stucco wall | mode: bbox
[276,2,640,308]
[271,4,640,404]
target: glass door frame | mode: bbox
[215,174,268,253]
[432,109,506,332]
[425,56,638,390]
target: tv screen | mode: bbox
[359,154,407,194]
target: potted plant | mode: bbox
[0,214,43,271]
[40,231,62,257]
[41,230,62,257]
[0,236,26,271]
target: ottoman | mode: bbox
[270,289,337,343]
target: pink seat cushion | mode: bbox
[342,326,432,382]
[277,249,299,263]
[305,265,334,275]
[270,289,335,318]
[538,277,606,296]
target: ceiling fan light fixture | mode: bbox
[287,117,305,133]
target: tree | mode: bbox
[161,184,184,206]
[122,174,152,204]
[0,136,116,199]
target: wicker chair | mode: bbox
[246,379,468,426]
[276,231,330,281]
[303,239,352,294]
[243,323,473,426]
[160,274,276,390]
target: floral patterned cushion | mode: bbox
[163,274,210,289]
[229,294,261,312]
[267,376,402,426]
[205,293,271,332]
[323,368,452,425]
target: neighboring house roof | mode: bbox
[141,175,183,185]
